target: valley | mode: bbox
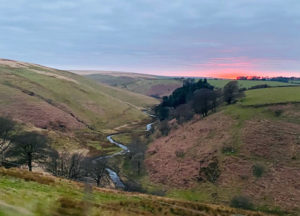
[1,1,299,215]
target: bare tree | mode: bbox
[174,103,194,124]
[83,158,108,186]
[0,117,16,166]
[47,151,85,179]
[47,150,60,176]
[68,153,85,179]
[128,136,147,176]
[10,132,50,171]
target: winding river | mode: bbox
[94,112,155,189]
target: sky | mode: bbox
[0,0,300,78]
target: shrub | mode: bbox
[222,146,236,154]
[252,164,265,178]
[199,160,220,183]
[249,84,269,90]
[175,150,185,158]
[274,109,283,117]
[230,196,253,210]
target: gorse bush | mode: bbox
[199,160,220,183]
[252,164,265,178]
[222,146,236,155]
[175,150,185,158]
[274,109,283,117]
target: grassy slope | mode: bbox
[145,87,300,215]
[207,79,297,88]
[0,59,158,153]
[0,167,269,216]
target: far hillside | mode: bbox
[144,85,300,215]
[78,71,183,98]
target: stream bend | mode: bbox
[95,112,155,189]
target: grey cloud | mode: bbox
[0,0,299,76]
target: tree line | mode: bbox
[0,118,110,187]
[237,76,300,83]
[155,79,244,129]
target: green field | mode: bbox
[241,86,300,106]
[208,79,296,89]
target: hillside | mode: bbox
[0,59,158,154]
[80,71,183,98]
[0,167,271,216]
[145,86,300,215]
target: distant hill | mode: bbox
[145,86,300,215]
[80,71,297,99]
[79,71,183,98]
[0,59,158,154]
[72,70,159,78]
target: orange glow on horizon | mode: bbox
[153,57,299,79]
[160,69,299,80]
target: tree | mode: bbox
[47,151,85,179]
[128,136,147,176]
[158,120,170,136]
[10,132,50,171]
[84,158,108,186]
[192,88,216,117]
[47,150,60,176]
[155,105,169,121]
[223,81,240,104]
[0,117,16,166]
[174,103,194,124]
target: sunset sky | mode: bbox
[0,0,299,78]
